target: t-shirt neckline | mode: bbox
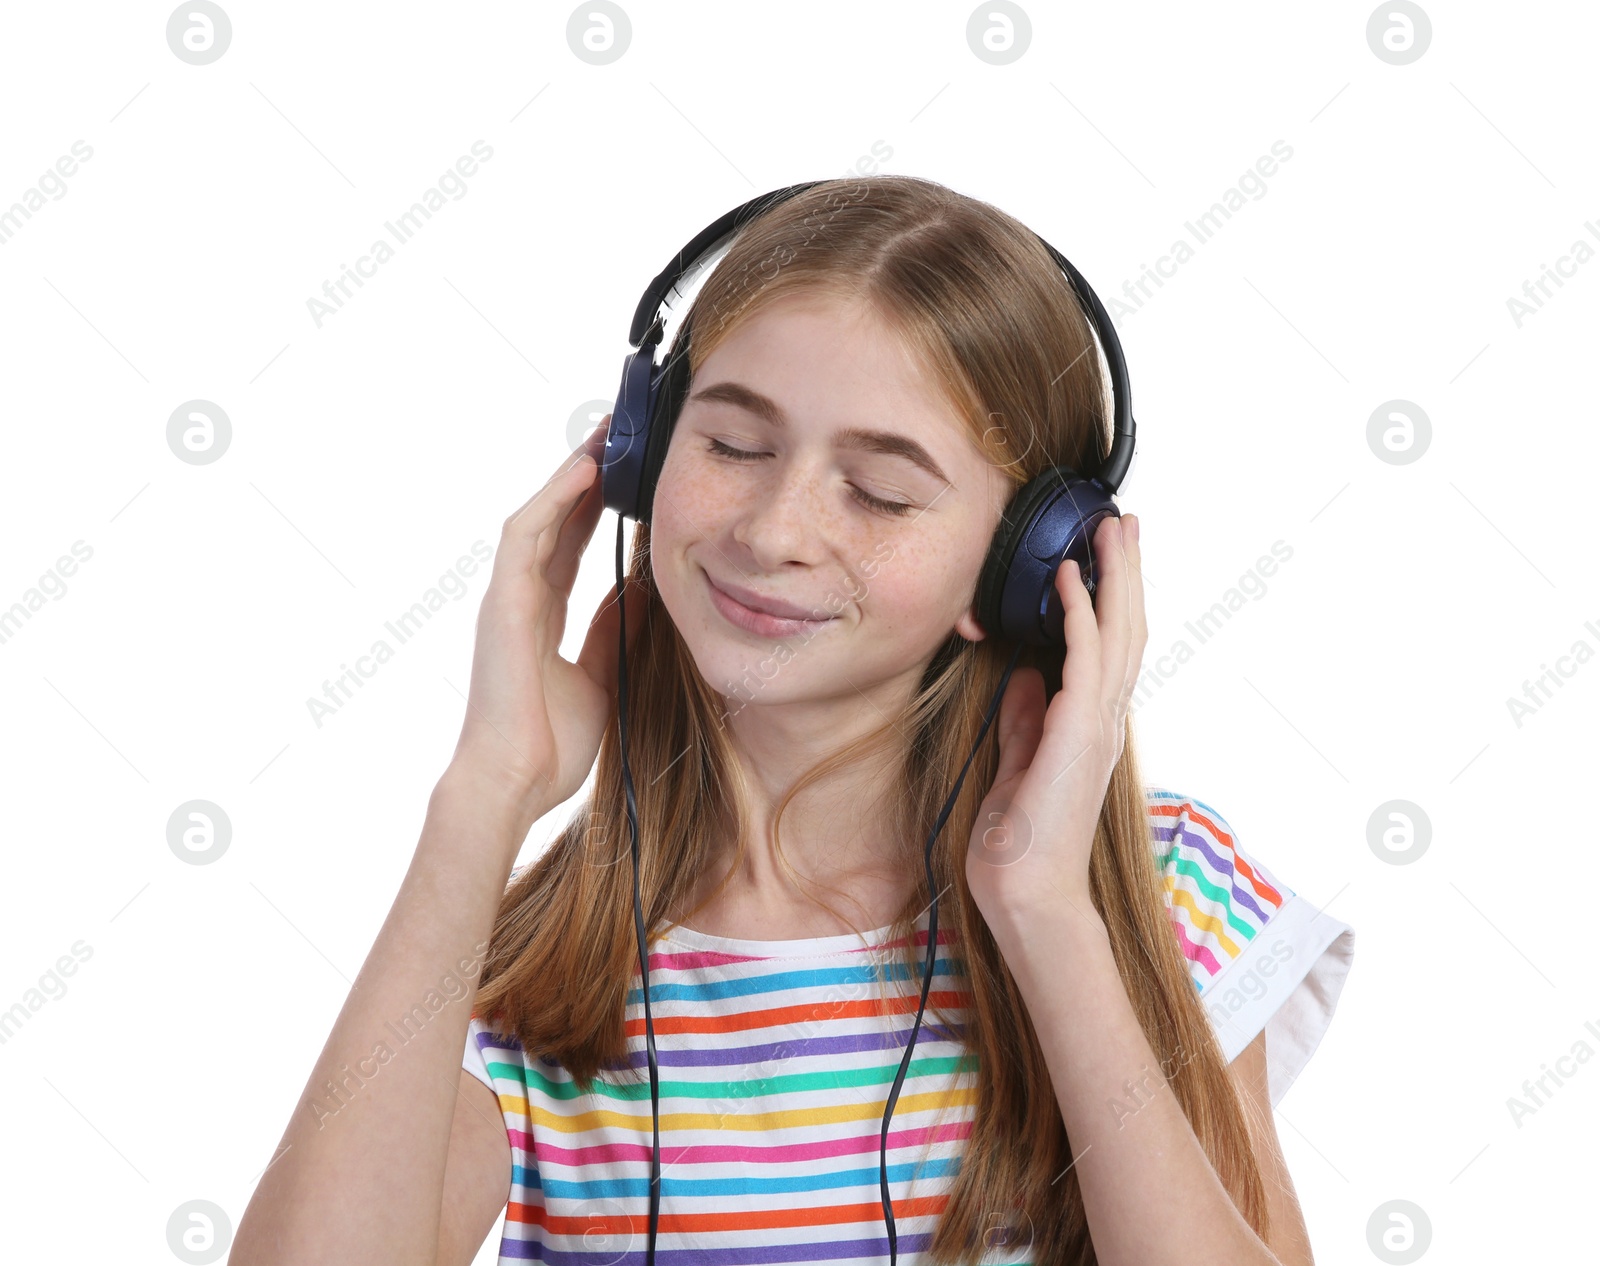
[654,908,932,959]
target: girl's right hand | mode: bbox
[446,415,646,823]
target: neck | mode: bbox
[676,724,920,940]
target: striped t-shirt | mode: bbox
[463,787,1355,1264]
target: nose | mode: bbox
[731,456,833,567]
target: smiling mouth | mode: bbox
[703,570,839,637]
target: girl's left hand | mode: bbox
[964,512,1147,940]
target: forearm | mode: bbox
[994,900,1279,1266]
[232,766,541,1266]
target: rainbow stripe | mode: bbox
[1146,790,1287,991]
[464,787,1297,1263]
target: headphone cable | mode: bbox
[616,513,662,1265]
[880,639,1023,1264]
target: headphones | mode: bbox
[597,179,1136,1265]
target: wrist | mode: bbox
[986,885,1109,968]
[435,760,553,839]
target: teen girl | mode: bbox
[233,175,1353,1266]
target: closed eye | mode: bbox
[705,438,916,517]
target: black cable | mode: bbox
[880,639,1024,1264]
[616,513,662,1265]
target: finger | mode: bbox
[1090,515,1133,714]
[532,456,601,584]
[1120,515,1148,710]
[581,412,611,459]
[498,459,596,587]
[495,420,610,578]
[544,470,604,608]
[508,444,594,531]
[544,445,610,596]
[1055,549,1101,734]
[511,415,610,535]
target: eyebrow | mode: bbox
[687,380,952,486]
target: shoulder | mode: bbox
[1143,786,1356,1107]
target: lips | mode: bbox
[706,573,834,621]
[703,569,840,638]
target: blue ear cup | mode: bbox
[598,341,657,522]
[976,469,1121,646]
[600,323,691,524]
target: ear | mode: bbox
[954,604,987,643]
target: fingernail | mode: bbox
[1129,515,1140,542]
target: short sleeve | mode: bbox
[1147,789,1355,1107]
[463,1015,497,1093]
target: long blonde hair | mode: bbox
[473,175,1269,1263]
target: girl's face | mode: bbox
[649,288,1010,711]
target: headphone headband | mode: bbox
[623,179,1136,494]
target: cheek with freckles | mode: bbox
[649,445,725,560]
[646,458,713,639]
[850,526,989,648]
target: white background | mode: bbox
[1,2,1593,1263]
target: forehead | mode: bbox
[689,290,985,466]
